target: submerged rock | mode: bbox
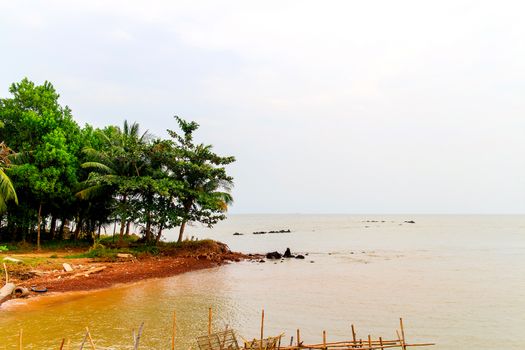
[295,255,305,259]
[404,220,416,224]
[233,232,244,236]
[266,251,282,259]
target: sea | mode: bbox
[0,214,523,349]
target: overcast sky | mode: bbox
[0,1,524,214]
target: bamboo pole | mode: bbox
[260,309,265,350]
[379,337,384,350]
[296,329,301,348]
[80,329,89,350]
[59,338,65,350]
[134,322,144,350]
[3,263,8,284]
[306,339,400,347]
[367,335,372,349]
[86,327,96,350]
[278,343,434,350]
[208,308,213,336]
[322,331,326,350]
[399,319,406,350]
[172,311,177,350]
[351,325,356,348]
[18,328,22,350]
[221,325,229,350]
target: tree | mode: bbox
[78,121,151,243]
[167,117,235,242]
[0,79,82,248]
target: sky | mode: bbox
[0,1,524,214]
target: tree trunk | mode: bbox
[37,202,42,250]
[119,217,126,242]
[155,223,164,245]
[145,211,152,242]
[125,220,131,236]
[177,220,187,243]
[58,218,66,240]
[49,215,57,239]
[118,195,127,242]
[73,215,82,241]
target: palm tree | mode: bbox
[0,142,18,213]
[77,121,150,242]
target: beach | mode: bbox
[1,214,523,349]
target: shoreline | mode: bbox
[1,248,250,306]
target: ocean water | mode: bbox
[0,215,523,349]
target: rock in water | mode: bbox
[266,251,282,259]
[295,255,305,259]
[283,248,293,258]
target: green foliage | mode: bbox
[0,245,8,252]
[0,79,235,247]
[0,143,18,213]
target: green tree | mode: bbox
[0,79,82,248]
[78,121,150,243]
[167,117,235,243]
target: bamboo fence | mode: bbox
[10,308,434,349]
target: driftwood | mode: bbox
[72,266,107,278]
[0,282,15,303]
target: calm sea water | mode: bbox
[0,215,524,349]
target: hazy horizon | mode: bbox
[1,1,524,214]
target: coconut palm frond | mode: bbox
[0,168,18,212]
[76,184,108,200]
[81,162,115,174]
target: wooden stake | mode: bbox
[3,263,8,284]
[18,328,22,350]
[296,329,301,348]
[208,307,212,335]
[134,322,144,350]
[59,338,65,350]
[367,335,372,349]
[322,331,326,350]
[172,311,177,350]
[399,318,406,350]
[221,325,229,350]
[351,325,356,344]
[379,337,384,350]
[260,309,265,350]
[86,327,96,350]
[396,330,402,347]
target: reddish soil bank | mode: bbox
[23,255,244,294]
[1,248,252,304]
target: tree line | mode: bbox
[0,79,235,248]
